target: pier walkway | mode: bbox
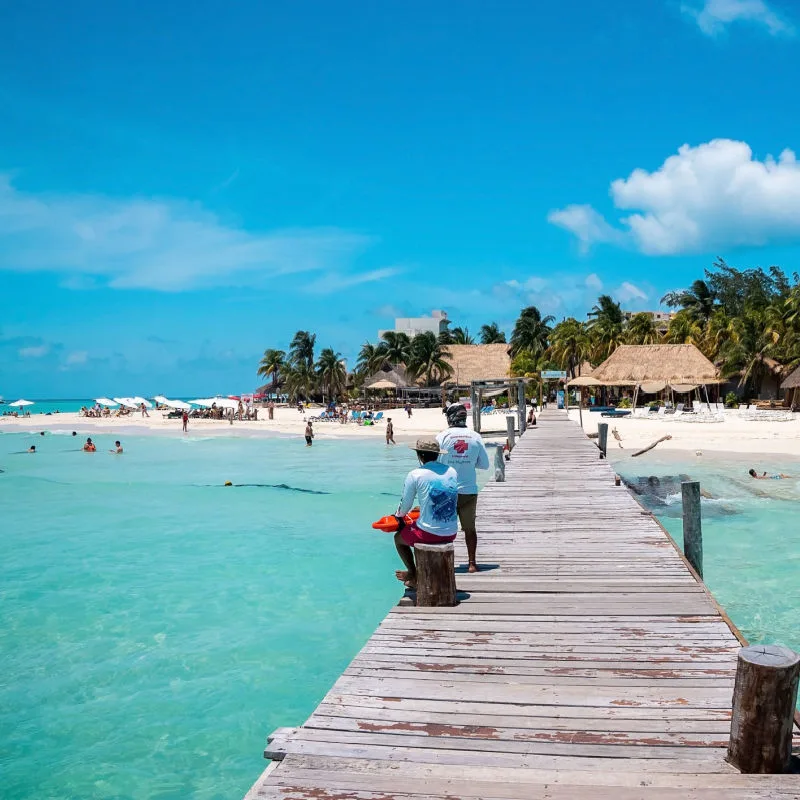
[246,411,798,799]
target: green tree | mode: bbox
[549,318,590,378]
[289,330,316,369]
[283,361,316,402]
[510,306,554,357]
[450,326,475,345]
[664,310,704,346]
[719,310,780,397]
[379,331,412,366]
[407,332,453,386]
[510,351,540,378]
[587,295,624,361]
[479,322,506,344]
[356,341,388,376]
[624,312,662,345]
[316,348,347,401]
[256,348,286,394]
[660,279,717,324]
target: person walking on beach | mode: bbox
[305,420,314,446]
[386,418,395,445]
[140,402,149,418]
[181,409,189,433]
[393,439,458,589]
[404,402,413,419]
[437,403,490,573]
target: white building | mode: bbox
[380,310,449,339]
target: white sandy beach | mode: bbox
[4,404,800,456]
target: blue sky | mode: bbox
[2,0,799,397]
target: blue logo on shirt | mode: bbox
[430,486,457,522]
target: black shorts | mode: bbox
[305,436,313,444]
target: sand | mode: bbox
[4,405,800,456]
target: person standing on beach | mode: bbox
[305,420,314,446]
[436,403,490,573]
[386,418,395,445]
[140,402,149,418]
[181,410,189,433]
[268,401,275,420]
[393,439,458,589]
[405,402,413,419]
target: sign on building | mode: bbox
[541,370,567,380]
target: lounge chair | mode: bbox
[373,411,384,422]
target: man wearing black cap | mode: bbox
[437,403,490,572]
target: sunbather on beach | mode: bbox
[749,469,792,480]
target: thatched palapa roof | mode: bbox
[364,365,411,390]
[442,344,511,386]
[780,365,800,390]
[591,344,720,385]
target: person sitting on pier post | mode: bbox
[394,439,459,589]
[436,403,490,573]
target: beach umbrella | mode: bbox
[9,399,34,407]
[189,399,212,408]
[113,397,139,409]
[132,396,153,408]
[95,397,118,406]
[211,397,238,409]
[160,399,192,410]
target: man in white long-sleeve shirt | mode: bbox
[394,439,459,589]
[437,404,490,572]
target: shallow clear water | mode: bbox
[612,450,800,655]
[1,431,413,799]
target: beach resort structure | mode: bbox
[379,309,450,340]
[781,364,800,408]
[442,343,512,391]
[245,411,800,799]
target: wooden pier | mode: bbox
[246,411,799,799]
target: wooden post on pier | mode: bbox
[597,422,608,459]
[506,415,516,451]
[727,645,800,773]
[681,481,703,578]
[415,543,457,606]
[517,380,526,434]
[493,445,505,482]
[470,385,481,433]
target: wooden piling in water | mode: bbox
[506,415,515,451]
[493,445,505,482]
[727,644,800,773]
[597,422,608,458]
[681,480,703,578]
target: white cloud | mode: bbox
[616,281,648,303]
[0,175,372,291]
[548,139,800,255]
[306,266,402,294]
[585,273,603,291]
[18,344,49,358]
[682,0,793,36]
[546,205,625,252]
[65,351,88,366]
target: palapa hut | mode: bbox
[591,344,720,407]
[442,344,511,389]
[363,365,410,391]
[780,365,800,409]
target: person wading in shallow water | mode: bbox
[393,439,458,589]
[305,420,314,446]
[436,403,490,573]
[385,417,395,445]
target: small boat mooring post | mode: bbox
[681,480,703,578]
[506,415,516,451]
[414,543,457,607]
[727,645,800,773]
[597,422,608,459]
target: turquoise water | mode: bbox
[0,432,414,799]
[2,399,96,414]
[613,450,800,656]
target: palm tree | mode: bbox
[407,332,453,386]
[380,331,412,366]
[316,348,347,401]
[664,310,703,346]
[283,361,316,402]
[510,306,554,357]
[661,279,717,324]
[549,318,590,379]
[256,348,286,394]
[720,310,778,396]
[587,295,624,361]
[624,313,662,345]
[450,326,475,345]
[479,323,506,344]
[289,330,316,369]
[356,341,388,376]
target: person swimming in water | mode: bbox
[28,445,36,453]
[110,440,123,454]
[749,468,792,480]
[83,437,96,453]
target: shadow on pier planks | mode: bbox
[245,410,799,800]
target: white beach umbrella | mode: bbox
[159,398,192,410]
[189,399,212,408]
[211,396,238,410]
[132,396,154,408]
[113,397,139,409]
[95,397,118,407]
[9,399,34,407]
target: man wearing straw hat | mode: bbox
[393,439,459,589]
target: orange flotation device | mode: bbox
[372,507,420,532]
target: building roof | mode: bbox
[591,344,721,385]
[364,365,411,390]
[780,365,800,390]
[442,344,512,386]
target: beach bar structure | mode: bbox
[780,365,800,409]
[588,343,722,408]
